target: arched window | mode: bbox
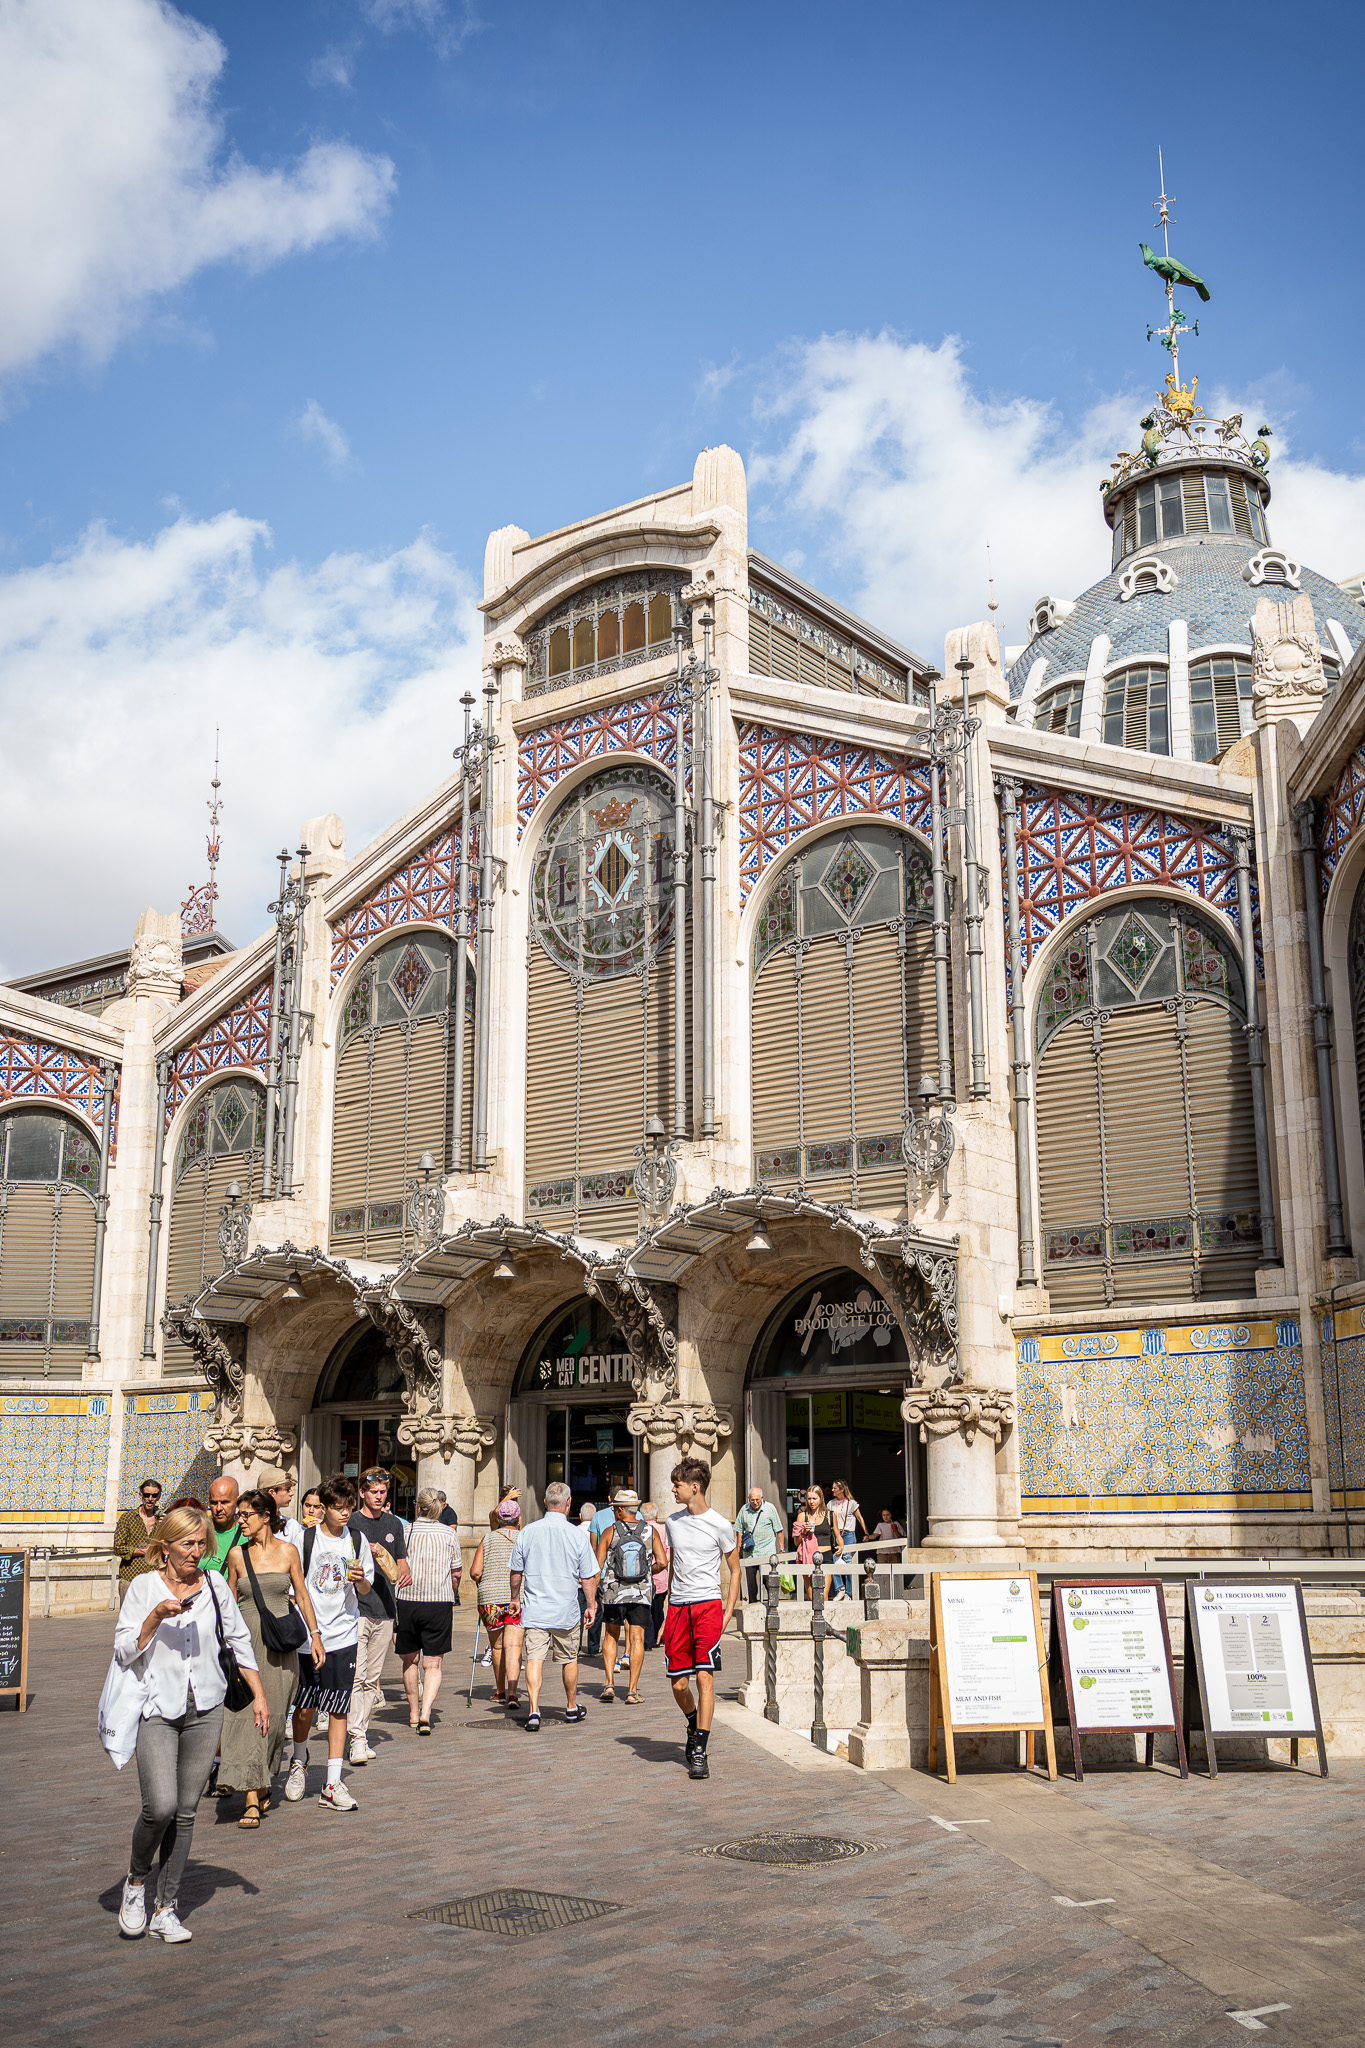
[329,931,473,1260]
[1190,656,1254,761]
[751,824,937,1211]
[1103,665,1169,753]
[1033,681,1083,737]
[0,1108,100,1376]
[163,1078,266,1367]
[524,763,682,1242]
[524,570,685,698]
[1035,900,1259,1309]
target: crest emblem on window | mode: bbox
[390,944,432,1010]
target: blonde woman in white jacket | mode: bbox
[111,1505,266,1944]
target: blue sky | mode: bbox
[2,0,1363,973]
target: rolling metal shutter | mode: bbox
[1036,1023,1106,1314]
[1102,1008,1195,1307]
[752,948,800,1168]
[164,1147,264,1370]
[1185,1001,1260,1301]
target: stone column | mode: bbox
[395,1409,498,1528]
[902,1387,1015,1549]
[626,1398,734,1512]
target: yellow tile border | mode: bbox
[1022,1491,1314,1515]
[0,1395,109,1418]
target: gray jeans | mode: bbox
[129,1697,224,1908]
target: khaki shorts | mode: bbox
[523,1624,580,1665]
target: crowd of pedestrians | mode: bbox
[100,1454,765,1940]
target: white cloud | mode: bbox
[750,332,1365,663]
[360,0,479,54]
[0,0,396,382]
[0,513,481,978]
[296,399,354,474]
[308,42,359,90]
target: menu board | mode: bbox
[1048,1577,1186,1780]
[0,1551,28,1709]
[929,1572,1056,1783]
[1057,1582,1175,1727]
[1184,1580,1326,1778]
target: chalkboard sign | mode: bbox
[1183,1579,1326,1778]
[0,1551,29,1711]
[1048,1577,1187,1782]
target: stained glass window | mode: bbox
[752,825,931,974]
[531,764,679,980]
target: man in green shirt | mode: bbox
[205,1475,243,1573]
[735,1487,785,1602]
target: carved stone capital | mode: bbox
[203,1421,297,1470]
[396,1410,498,1464]
[900,1386,1014,1447]
[1251,592,1328,724]
[626,1400,734,1454]
[490,638,528,670]
[126,908,183,1001]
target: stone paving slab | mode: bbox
[2,1612,1359,2047]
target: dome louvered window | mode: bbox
[1103,666,1169,754]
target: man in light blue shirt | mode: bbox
[509,1482,600,1730]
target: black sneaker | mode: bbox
[687,1751,710,1780]
[525,1712,541,1732]
[684,1721,698,1762]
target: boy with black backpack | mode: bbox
[593,1489,665,1704]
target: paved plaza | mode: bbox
[4,1608,1363,2048]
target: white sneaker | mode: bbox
[148,1906,193,1944]
[478,1650,492,1666]
[362,1739,378,1761]
[375,1686,386,1707]
[284,1756,308,1802]
[316,1713,330,1732]
[118,1877,147,1938]
[348,1736,369,1766]
[318,1779,359,1812]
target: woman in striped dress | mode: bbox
[470,1499,523,1708]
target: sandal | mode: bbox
[238,1807,261,1829]
[259,1797,270,1817]
[624,1692,642,1705]
[600,1688,615,1703]
[418,1721,432,1736]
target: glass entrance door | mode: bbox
[542,1407,640,1520]
[337,1413,415,1519]
[782,1389,910,1537]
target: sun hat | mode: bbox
[613,1489,641,1508]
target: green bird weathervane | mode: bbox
[1139,149,1209,399]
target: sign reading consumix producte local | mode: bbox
[1057,1582,1175,1729]
[938,1576,1045,1727]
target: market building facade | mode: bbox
[4,404,1365,1568]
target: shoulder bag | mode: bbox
[241,1541,309,1653]
[207,1575,256,1712]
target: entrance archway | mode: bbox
[302,1321,415,1517]
[745,1268,926,1545]
[506,1295,643,1519]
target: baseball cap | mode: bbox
[496,1499,521,1522]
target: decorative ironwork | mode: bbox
[517,692,677,835]
[584,1266,679,1392]
[405,1154,447,1249]
[215,1181,250,1268]
[634,1119,679,1231]
[180,733,222,937]
[162,1301,246,1417]
[902,1078,955,1206]
[736,723,932,903]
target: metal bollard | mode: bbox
[865,1571,881,1622]
[763,1564,781,1724]
[811,1558,829,1752]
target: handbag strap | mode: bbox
[206,1572,229,1651]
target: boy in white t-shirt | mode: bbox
[663,1457,740,1781]
[284,1475,373,1812]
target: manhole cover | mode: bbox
[409,1889,623,1937]
[710,1832,869,1867]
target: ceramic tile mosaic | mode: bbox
[1016,1316,1310,1513]
[119,1390,217,1508]
[1318,1303,1365,1510]
[164,977,272,1123]
[0,1032,120,1157]
[0,1392,111,1522]
[329,822,479,986]
[736,723,932,903]
[1011,786,1254,970]
[517,693,677,835]
[1318,744,1365,903]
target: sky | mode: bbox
[2,0,1363,978]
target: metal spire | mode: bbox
[1153,147,1180,385]
[180,729,223,936]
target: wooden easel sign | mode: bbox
[1183,1580,1327,1778]
[1048,1578,1187,1781]
[929,1571,1056,1783]
[0,1550,30,1711]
